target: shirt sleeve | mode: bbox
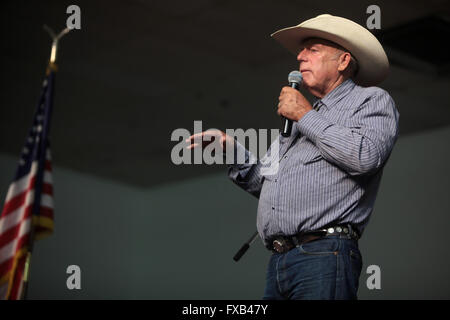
[224,137,274,198]
[296,91,400,176]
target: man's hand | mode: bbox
[186,129,235,151]
[278,86,313,121]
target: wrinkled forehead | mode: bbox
[301,37,348,52]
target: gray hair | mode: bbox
[333,49,358,78]
[348,54,359,78]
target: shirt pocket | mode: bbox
[295,141,323,165]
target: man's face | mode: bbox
[297,38,343,93]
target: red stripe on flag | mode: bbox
[39,206,54,219]
[8,254,26,300]
[45,160,52,171]
[1,192,28,217]
[0,176,36,217]
[1,177,53,218]
[0,257,14,279]
[0,233,29,279]
[42,182,53,196]
[0,206,32,247]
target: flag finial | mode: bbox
[43,25,71,67]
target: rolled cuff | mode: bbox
[223,137,257,167]
[296,110,332,143]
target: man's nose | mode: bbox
[297,48,306,62]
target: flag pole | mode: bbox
[20,26,70,300]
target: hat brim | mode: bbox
[271,14,389,87]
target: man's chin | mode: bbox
[301,80,314,91]
[302,81,321,98]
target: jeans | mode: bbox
[262,235,363,300]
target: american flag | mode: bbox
[0,67,56,300]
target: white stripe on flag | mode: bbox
[0,190,35,234]
[4,163,37,202]
[43,170,53,184]
[14,276,24,300]
[0,218,31,264]
[41,194,53,209]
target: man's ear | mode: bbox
[337,52,351,72]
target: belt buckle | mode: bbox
[272,239,286,253]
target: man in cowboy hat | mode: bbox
[187,14,399,299]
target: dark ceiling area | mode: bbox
[376,14,450,71]
[1,0,450,188]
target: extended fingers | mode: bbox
[186,132,203,143]
[186,142,200,149]
[185,131,223,149]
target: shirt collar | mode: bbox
[312,78,356,111]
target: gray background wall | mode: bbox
[1,0,450,300]
[1,125,449,299]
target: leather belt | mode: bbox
[266,224,360,254]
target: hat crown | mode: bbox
[316,14,332,18]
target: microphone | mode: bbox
[233,231,258,262]
[281,71,303,137]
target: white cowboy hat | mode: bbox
[271,14,389,87]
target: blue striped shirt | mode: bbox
[227,79,400,244]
